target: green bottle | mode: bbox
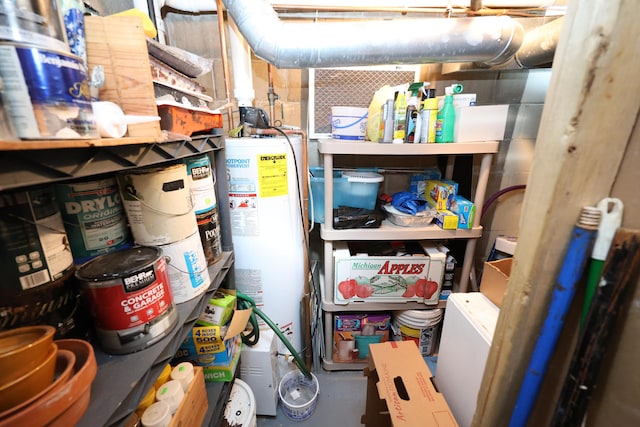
[435,86,455,143]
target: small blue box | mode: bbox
[309,167,383,223]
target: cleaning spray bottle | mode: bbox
[435,84,463,143]
[404,82,424,143]
[419,88,437,143]
[392,90,407,144]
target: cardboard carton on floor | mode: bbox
[362,341,458,427]
[480,258,512,307]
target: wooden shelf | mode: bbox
[0,135,168,151]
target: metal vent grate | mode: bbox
[309,66,420,138]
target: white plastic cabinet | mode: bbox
[318,138,499,370]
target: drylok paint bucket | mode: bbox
[55,177,133,264]
[278,370,319,422]
[392,309,443,356]
[0,187,74,296]
[117,164,198,246]
[196,208,222,265]
[331,106,368,140]
[224,378,257,427]
[0,43,98,139]
[75,246,178,354]
[158,231,210,304]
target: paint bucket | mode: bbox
[55,177,133,264]
[278,370,319,422]
[117,164,197,246]
[0,0,68,52]
[391,309,443,356]
[0,187,74,296]
[331,106,368,140]
[75,246,178,354]
[0,43,98,139]
[196,207,222,266]
[158,231,210,304]
[224,378,257,427]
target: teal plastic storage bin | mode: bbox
[309,167,383,223]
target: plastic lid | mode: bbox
[155,379,184,414]
[141,401,171,427]
[76,246,161,279]
[342,171,384,183]
[170,362,195,392]
[224,378,257,425]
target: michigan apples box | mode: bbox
[333,241,444,305]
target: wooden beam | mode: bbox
[474,0,640,425]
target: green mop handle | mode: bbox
[580,198,623,329]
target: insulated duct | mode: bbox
[221,0,524,69]
[514,16,563,68]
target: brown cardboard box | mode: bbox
[479,258,512,307]
[362,341,458,427]
[169,366,207,427]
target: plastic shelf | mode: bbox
[76,251,233,427]
[320,222,483,241]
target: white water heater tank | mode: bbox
[225,136,306,352]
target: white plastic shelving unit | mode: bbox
[318,138,499,370]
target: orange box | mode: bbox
[362,341,458,427]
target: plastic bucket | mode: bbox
[278,370,319,422]
[331,106,368,140]
[392,309,443,356]
[354,334,383,359]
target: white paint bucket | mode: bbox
[278,370,319,422]
[224,378,257,427]
[331,106,368,140]
[391,309,443,356]
[117,164,197,246]
[158,231,210,304]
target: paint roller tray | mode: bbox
[382,204,436,227]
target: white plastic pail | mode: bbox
[392,309,443,356]
[278,370,319,422]
[331,106,368,140]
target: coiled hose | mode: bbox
[236,291,311,379]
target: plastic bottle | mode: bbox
[419,88,438,143]
[404,82,423,143]
[435,85,457,143]
[379,99,394,143]
[392,91,407,144]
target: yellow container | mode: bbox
[154,363,172,390]
[136,386,156,417]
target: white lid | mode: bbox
[155,379,184,414]
[170,362,195,392]
[342,171,384,183]
[224,378,257,425]
[141,401,172,427]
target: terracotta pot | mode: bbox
[0,342,57,412]
[0,348,75,422]
[0,339,96,427]
[0,325,56,385]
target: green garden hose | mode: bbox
[236,291,311,379]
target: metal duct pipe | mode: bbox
[221,0,524,69]
[514,17,563,68]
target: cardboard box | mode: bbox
[333,313,391,363]
[424,180,458,210]
[480,258,512,307]
[334,241,444,305]
[362,341,458,427]
[449,195,476,229]
[169,366,207,427]
[454,104,509,143]
[433,209,459,230]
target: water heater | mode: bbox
[225,135,306,352]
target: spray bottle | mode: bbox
[419,88,437,143]
[435,83,463,143]
[404,82,424,143]
[392,90,407,144]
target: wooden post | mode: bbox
[474,0,640,426]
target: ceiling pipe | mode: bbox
[513,16,563,68]
[221,0,524,69]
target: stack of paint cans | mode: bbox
[0,0,98,139]
[184,154,223,266]
[117,163,211,304]
[0,186,87,338]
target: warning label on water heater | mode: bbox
[257,154,288,197]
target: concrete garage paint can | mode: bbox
[0,43,98,139]
[75,246,178,354]
[117,164,198,246]
[158,231,210,304]
[0,187,74,295]
[55,176,133,264]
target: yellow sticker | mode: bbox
[257,153,288,197]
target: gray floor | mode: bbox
[256,357,438,426]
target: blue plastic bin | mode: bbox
[308,167,384,223]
